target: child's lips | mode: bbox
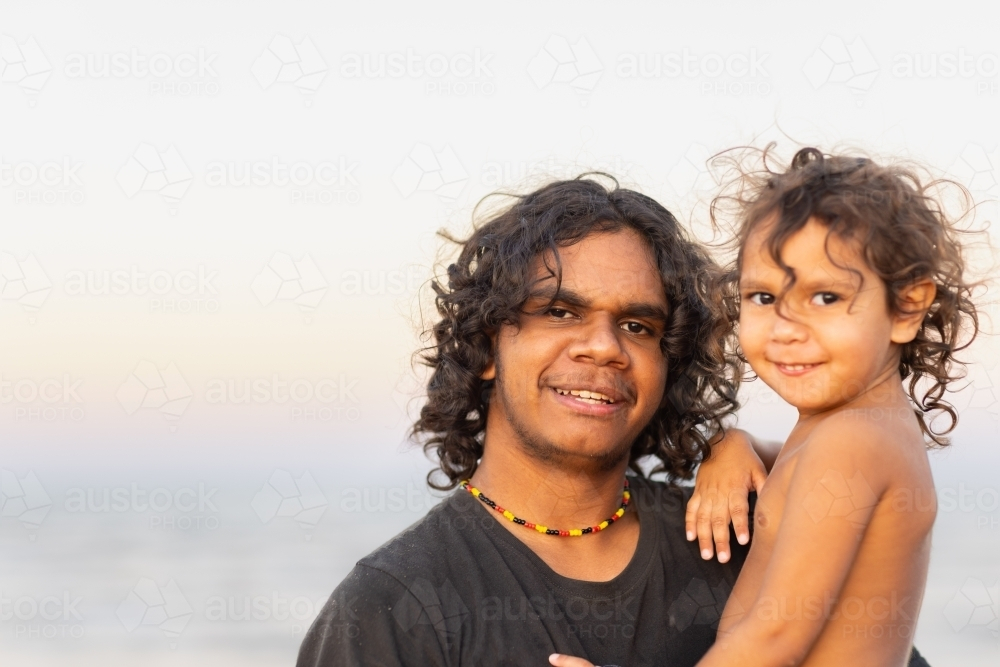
[773,361,823,376]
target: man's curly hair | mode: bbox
[411,175,740,490]
[710,146,981,446]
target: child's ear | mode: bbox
[890,280,936,344]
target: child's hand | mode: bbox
[549,654,595,667]
[685,429,768,563]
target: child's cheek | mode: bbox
[738,317,766,359]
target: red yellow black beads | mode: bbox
[459,478,630,536]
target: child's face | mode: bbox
[738,217,903,414]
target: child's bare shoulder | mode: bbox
[795,408,927,485]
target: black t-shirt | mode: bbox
[297,476,931,667]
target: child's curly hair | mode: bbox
[711,145,981,446]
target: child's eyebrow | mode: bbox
[738,277,774,292]
[795,274,860,292]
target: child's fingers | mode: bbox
[751,465,768,494]
[728,489,751,546]
[685,492,702,541]
[696,496,716,559]
[710,499,732,563]
[549,653,596,667]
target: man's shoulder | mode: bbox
[356,490,485,583]
[629,474,694,522]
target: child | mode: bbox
[552,147,977,667]
[698,147,979,665]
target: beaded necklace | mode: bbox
[459,478,630,536]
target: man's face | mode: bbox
[483,229,670,468]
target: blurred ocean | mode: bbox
[2,406,998,666]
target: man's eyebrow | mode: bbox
[620,302,670,324]
[526,285,669,324]
[526,285,590,309]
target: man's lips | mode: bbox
[553,387,617,404]
[546,381,630,417]
[550,387,625,416]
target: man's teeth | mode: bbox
[555,388,614,404]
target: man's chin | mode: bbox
[517,433,633,471]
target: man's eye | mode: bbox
[811,292,840,306]
[748,292,775,305]
[548,308,573,319]
[620,321,649,335]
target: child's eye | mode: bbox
[810,292,840,306]
[747,292,775,306]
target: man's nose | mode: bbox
[567,315,628,367]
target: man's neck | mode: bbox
[470,442,630,532]
[468,428,641,582]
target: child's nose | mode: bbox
[770,312,809,343]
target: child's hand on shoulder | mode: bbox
[549,654,595,667]
[686,428,768,563]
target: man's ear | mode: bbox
[480,331,497,381]
[890,280,936,344]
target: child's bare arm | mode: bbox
[696,423,893,667]
[686,429,770,562]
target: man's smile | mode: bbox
[554,388,616,404]
[548,384,629,417]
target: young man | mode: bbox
[297,176,930,667]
